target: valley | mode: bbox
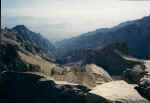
[0,16,150,103]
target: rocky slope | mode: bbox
[2,26,56,60]
[121,58,150,101]
[1,22,150,102]
[55,16,150,59]
[136,74,150,101]
[0,40,112,88]
[48,64,112,88]
[0,27,113,88]
[120,57,150,101]
[0,27,57,72]
[60,43,146,76]
[0,71,112,103]
[0,72,149,103]
[0,41,29,72]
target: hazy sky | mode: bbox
[1,0,150,41]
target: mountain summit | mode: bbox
[12,25,29,31]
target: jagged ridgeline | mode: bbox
[5,25,55,58]
[0,26,56,72]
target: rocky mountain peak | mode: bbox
[12,25,29,31]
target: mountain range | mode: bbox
[55,16,150,59]
[1,15,150,103]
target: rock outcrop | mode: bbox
[2,26,55,62]
[0,27,61,74]
[136,74,150,101]
[0,39,56,73]
[90,81,150,103]
[84,64,112,86]
[49,64,112,88]
[0,71,114,103]
[123,65,146,84]
[0,41,28,72]
[121,59,150,101]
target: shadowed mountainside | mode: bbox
[2,26,56,60]
[55,16,150,59]
[60,43,146,76]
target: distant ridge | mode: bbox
[55,16,150,59]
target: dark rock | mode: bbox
[123,65,147,83]
[0,42,27,72]
[136,75,150,101]
[62,43,144,76]
[2,26,55,62]
[0,71,114,103]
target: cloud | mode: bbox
[2,0,150,17]
[2,0,150,41]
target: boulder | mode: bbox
[90,81,149,103]
[84,64,112,85]
[51,64,112,88]
[123,65,146,83]
[136,75,150,101]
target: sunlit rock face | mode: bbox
[46,64,112,88]
[90,81,150,103]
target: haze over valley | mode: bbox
[1,0,150,103]
[1,0,150,42]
